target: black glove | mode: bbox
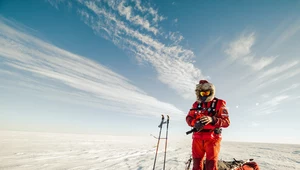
[194,120,205,131]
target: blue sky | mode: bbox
[0,0,300,144]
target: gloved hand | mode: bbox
[200,116,213,125]
[194,120,205,131]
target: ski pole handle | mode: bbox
[158,114,165,128]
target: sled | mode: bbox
[185,157,260,170]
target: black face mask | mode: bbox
[200,96,207,102]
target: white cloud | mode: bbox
[265,95,289,107]
[0,17,184,119]
[168,32,183,44]
[261,94,270,98]
[115,1,159,34]
[243,55,277,71]
[258,61,299,79]
[48,0,72,9]
[266,19,300,52]
[0,69,18,76]
[225,33,275,71]
[72,1,205,99]
[250,95,289,115]
[225,32,299,95]
[225,33,255,60]
[250,122,259,127]
[256,67,300,90]
[250,81,299,114]
[278,84,299,94]
[132,0,166,22]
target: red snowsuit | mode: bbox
[186,98,230,170]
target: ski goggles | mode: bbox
[199,90,211,97]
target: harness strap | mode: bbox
[189,99,218,114]
[189,102,203,111]
[208,98,218,116]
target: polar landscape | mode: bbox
[1,0,300,170]
[0,131,299,170]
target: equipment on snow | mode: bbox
[224,158,260,170]
[184,157,260,170]
[163,115,169,170]
[212,158,260,170]
[185,155,193,170]
[152,115,164,170]
[152,114,169,170]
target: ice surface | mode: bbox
[0,131,299,170]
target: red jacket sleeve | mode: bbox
[186,101,198,127]
[211,99,230,128]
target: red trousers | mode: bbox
[192,138,221,170]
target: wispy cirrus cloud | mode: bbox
[257,95,289,115]
[242,55,277,71]
[278,84,300,94]
[256,63,300,90]
[225,32,299,91]
[245,94,289,115]
[0,17,184,119]
[116,1,159,34]
[225,32,276,71]
[257,61,299,79]
[225,33,255,60]
[246,83,300,115]
[131,0,165,23]
[266,18,300,53]
[47,0,205,99]
[224,31,300,116]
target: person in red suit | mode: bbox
[186,80,230,170]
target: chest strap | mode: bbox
[189,98,218,116]
[208,98,218,116]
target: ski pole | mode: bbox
[185,155,192,170]
[163,115,169,170]
[152,115,165,170]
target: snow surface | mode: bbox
[0,131,299,170]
